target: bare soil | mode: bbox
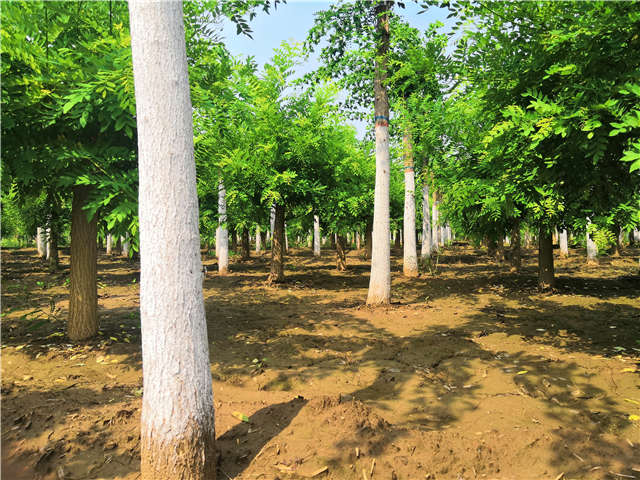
[2,243,640,480]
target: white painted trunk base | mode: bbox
[313,215,321,257]
[218,181,229,274]
[421,185,432,259]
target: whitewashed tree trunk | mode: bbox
[255,225,261,253]
[402,134,418,276]
[270,204,276,240]
[586,218,598,263]
[121,234,131,258]
[313,214,321,257]
[129,2,216,478]
[421,184,432,259]
[46,227,51,260]
[559,228,569,257]
[106,233,113,255]
[36,227,46,258]
[284,223,289,252]
[217,180,228,274]
[366,1,391,305]
[356,231,361,250]
[634,229,640,243]
[431,199,439,252]
[266,229,271,246]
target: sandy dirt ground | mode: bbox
[2,243,639,479]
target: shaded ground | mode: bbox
[2,243,640,479]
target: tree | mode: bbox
[128,2,215,478]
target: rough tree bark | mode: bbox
[129,2,216,478]
[559,228,569,257]
[68,185,98,341]
[366,0,392,305]
[268,203,286,283]
[402,135,418,276]
[538,227,555,290]
[336,234,347,271]
[217,180,229,274]
[421,184,432,260]
[313,214,321,257]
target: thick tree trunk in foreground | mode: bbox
[586,218,598,264]
[217,181,228,274]
[241,228,250,260]
[336,234,347,271]
[559,228,569,257]
[68,185,98,341]
[538,227,555,290]
[421,185,432,260]
[402,133,418,277]
[367,0,391,305]
[36,227,46,258]
[255,225,261,253]
[510,222,521,271]
[313,214,321,257]
[269,203,286,283]
[129,2,216,479]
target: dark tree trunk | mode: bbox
[538,227,555,290]
[510,221,522,271]
[487,237,498,258]
[48,220,59,270]
[241,228,250,260]
[613,226,623,257]
[336,234,347,271]
[68,185,98,341]
[365,222,373,259]
[496,236,505,263]
[330,233,336,249]
[260,231,266,253]
[268,203,285,283]
[394,230,401,249]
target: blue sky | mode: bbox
[220,1,452,136]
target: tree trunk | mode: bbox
[614,227,624,256]
[268,203,285,283]
[106,233,113,255]
[36,227,46,259]
[366,0,391,305]
[241,228,250,260]
[313,214,321,257]
[538,227,555,290]
[586,218,598,264]
[421,184,432,260]
[284,224,289,253]
[336,234,347,271]
[230,226,238,253]
[431,194,439,252]
[402,134,418,277]
[260,231,266,253]
[217,180,228,274]
[68,185,98,341]
[487,237,497,258]
[330,233,336,249]
[496,236,505,263]
[558,228,569,257]
[255,225,261,253]
[129,2,216,478]
[356,231,361,250]
[510,221,521,271]
[121,233,130,258]
[365,221,373,260]
[47,223,59,270]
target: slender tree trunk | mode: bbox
[402,134,418,276]
[255,225,262,253]
[106,233,113,255]
[614,226,624,257]
[394,230,401,249]
[336,234,347,271]
[241,228,250,260]
[47,223,59,270]
[538,227,555,290]
[270,204,276,243]
[313,214,321,257]
[367,0,391,305]
[284,223,289,253]
[558,228,569,257]
[217,180,228,274]
[365,221,373,260]
[36,227,46,259]
[331,234,336,249]
[129,2,216,478]
[46,227,51,260]
[634,229,640,244]
[68,185,98,341]
[586,218,598,264]
[496,236,505,263]
[431,194,439,252]
[121,233,130,258]
[268,203,285,283]
[510,221,521,271]
[487,237,497,258]
[356,231,361,250]
[230,226,237,253]
[421,184,432,260]
[260,231,266,252]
